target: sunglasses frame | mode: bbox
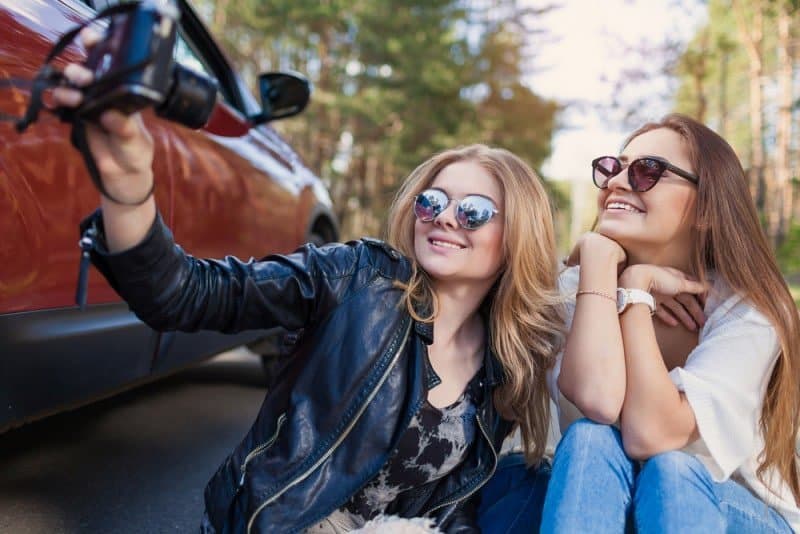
[413,188,499,230]
[591,155,699,192]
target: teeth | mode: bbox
[607,202,642,213]
[432,239,463,249]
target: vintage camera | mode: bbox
[78,0,217,129]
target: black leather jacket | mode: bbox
[81,211,513,534]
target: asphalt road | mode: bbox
[0,348,268,533]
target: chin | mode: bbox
[594,223,636,248]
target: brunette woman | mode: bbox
[542,114,800,532]
[52,46,563,532]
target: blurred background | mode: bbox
[192,0,799,304]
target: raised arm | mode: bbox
[557,233,628,424]
[82,209,363,334]
[56,31,362,336]
[616,264,707,458]
[53,32,158,252]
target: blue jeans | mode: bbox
[540,418,792,533]
[477,452,551,534]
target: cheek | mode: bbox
[597,190,609,210]
[477,226,504,269]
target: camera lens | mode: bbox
[156,64,218,129]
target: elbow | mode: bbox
[558,375,622,425]
[580,404,620,426]
[621,426,669,461]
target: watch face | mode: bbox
[616,288,627,313]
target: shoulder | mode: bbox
[558,264,581,295]
[557,264,580,311]
[698,276,779,350]
[352,237,412,282]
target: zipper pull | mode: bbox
[75,226,97,310]
[235,469,246,495]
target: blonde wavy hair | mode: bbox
[385,144,565,464]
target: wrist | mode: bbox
[581,235,624,265]
[619,265,652,291]
[101,173,155,206]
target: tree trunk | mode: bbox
[733,0,766,211]
[211,0,229,36]
[773,2,795,244]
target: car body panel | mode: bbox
[0,0,338,431]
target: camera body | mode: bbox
[79,0,217,129]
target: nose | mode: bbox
[433,200,459,230]
[605,167,631,192]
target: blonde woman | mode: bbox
[541,114,800,532]
[53,48,563,532]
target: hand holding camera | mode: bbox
[55,54,156,209]
[51,0,217,209]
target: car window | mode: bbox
[172,32,232,106]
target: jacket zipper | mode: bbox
[76,223,98,310]
[246,318,413,534]
[424,413,498,516]
[238,412,288,488]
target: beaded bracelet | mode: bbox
[575,289,616,303]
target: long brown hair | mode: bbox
[386,144,564,464]
[627,114,800,502]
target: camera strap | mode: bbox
[0,1,157,204]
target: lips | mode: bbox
[605,199,644,213]
[428,235,466,249]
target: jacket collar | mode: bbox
[413,313,505,391]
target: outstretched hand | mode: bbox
[51,28,154,205]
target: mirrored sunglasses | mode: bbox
[413,188,499,230]
[592,155,699,192]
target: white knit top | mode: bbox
[547,265,800,530]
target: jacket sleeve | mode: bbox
[80,209,365,334]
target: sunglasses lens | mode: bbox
[456,196,496,229]
[414,189,447,222]
[593,157,620,188]
[629,158,664,191]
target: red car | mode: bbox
[0,0,339,432]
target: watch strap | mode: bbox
[617,287,656,315]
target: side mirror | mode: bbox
[250,72,311,125]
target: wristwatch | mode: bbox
[616,288,656,315]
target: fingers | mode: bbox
[676,293,706,328]
[79,26,102,48]
[50,27,99,109]
[660,298,698,330]
[681,278,710,295]
[654,303,679,327]
[52,86,83,107]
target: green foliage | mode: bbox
[196,0,559,239]
[777,222,800,276]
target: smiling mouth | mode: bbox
[429,238,465,250]
[605,201,644,214]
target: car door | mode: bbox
[0,0,166,431]
[157,1,304,260]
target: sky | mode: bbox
[521,0,707,181]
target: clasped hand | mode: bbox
[570,232,709,331]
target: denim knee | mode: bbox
[636,451,715,500]
[557,418,623,456]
